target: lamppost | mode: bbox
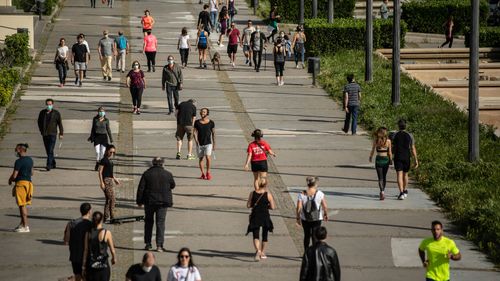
[391,0,401,106]
[365,0,373,82]
[468,0,480,162]
[328,0,334,23]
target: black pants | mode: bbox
[42,135,57,168]
[144,204,167,247]
[145,51,156,71]
[440,36,453,48]
[90,0,96,7]
[179,48,189,66]
[130,86,144,108]
[86,267,110,281]
[301,220,322,250]
[166,85,179,113]
[56,62,67,84]
[274,62,284,77]
[252,227,269,242]
[253,50,262,70]
[376,162,389,192]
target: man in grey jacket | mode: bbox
[300,226,341,281]
[137,157,176,252]
[161,55,183,115]
[37,98,64,171]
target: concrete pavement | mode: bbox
[0,0,498,280]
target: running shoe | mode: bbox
[187,154,196,160]
[144,244,153,251]
[156,246,167,253]
[14,226,30,233]
[176,152,181,160]
[206,172,212,180]
[403,189,408,198]
[397,193,405,200]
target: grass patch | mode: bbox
[318,50,500,264]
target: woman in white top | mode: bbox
[54,38,69,87]
[296,176,328,250]
[167,248,202,281]
[178,27,192,68]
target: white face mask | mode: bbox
[142,266,152,273]
[133,65,139,70]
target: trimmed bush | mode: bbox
[464,27,500,47]
[0,67,20,106]
[402,0,489,35]
[4,33,31,67]
[304,18,407,56]
[273,0,355,23]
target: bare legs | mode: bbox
[252,171,267,190]
[19,206,28,227]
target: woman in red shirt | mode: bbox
[244,129,276,191]
[141,10,155,37]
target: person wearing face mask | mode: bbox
[98,30,116,81]
[37,98,64,171]
[8,143,34,233]
[98,145,120,222]
[167,248,202,281]
[250,26,267,72]
[126,252,162,281]
[126,61,146,114]
[88,107,114,171]
[161,56,183,115]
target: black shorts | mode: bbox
[71,261,83,275]
[394,159,410,173]
[251,160,268,172]
[143,28,151,33]
[198,43,207,50]
[227,44,238,54]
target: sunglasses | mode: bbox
[180,255,190,259]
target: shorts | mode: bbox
[176,125,194,141]
[74,62,87,71]
[227,44,238,54]
[14,180,33,207]
[198,43,207,50]
[71,262,83,275]
[143,28,152,33]
[251,160,268,172]
[197,144,213,158]
[394,159,410,173]
[243,45,251,52]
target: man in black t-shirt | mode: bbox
[392,119,419,200]
[126,252,161,281]
[175,99,197,160]
[194,108,216,180]
[63,203,92,281]
[198,4,213,36]
[71,34,89,87]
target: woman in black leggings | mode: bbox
[126,60,146,114]
[369,127,393,200]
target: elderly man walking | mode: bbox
[98,30,116,81]
[137,157,176,252]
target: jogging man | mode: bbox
[419,221,461,281]
[227,22,240,67]
[37,98,64,171]
[194,108,216,180]
[98,30,116,81]
[71,34,89,87]
[250,26,267,72]
[175,99,197,160]
[114,31,129,73]
[241,20,255,66]
[342,73,361,135]
[393,119,418,200]
[63,203,92,281]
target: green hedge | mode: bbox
[5,33,31,67]
[317,49,500,264]
[304,18,407,56]
[11,0,58,15]
[273,0,355,23]
[464,27,500,47]
[0,67,20,106]
[401,0,489,34]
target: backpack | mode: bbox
[117,36,127,50]
[303,191,321,222]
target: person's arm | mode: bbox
[63,221,71,245]
[143,38,146,54]
[244,152,252,171]
[246,192,253,208]
[86,51,90,64]
[449,251,461,261]
[142,75,147,89]
[106,231,117,265]
[126,40,130,54]
[369,139,376,162]
[97,41,103,60]
[113,41,118,56]
[177,36,181,50]
[169,173,176,190]
[106,119,113,144]
[388,139,393,165]
[88,118,95,142]
[54,50,59,63]
[296,197,303,225]
[126,76,131,88]
[57,112,64,139]
[161,67,166,91]
[268,193,276,210]
[303,33,306,43]
[193,124,199,146]
[37,110,44,134]
[70,47,75,65]
[8,170,18,185]
[321,197,328,221]
[291,34,297,49]
[211,127,216,150]
[358,91,362,104]
[98,164,105,190]
[178,67,183,86]
[418,248,428,268]
[343,91,349,112]
[266,143,276,157]
[82,232,89,274]
[411,143,418,168]
[137,174,145,206]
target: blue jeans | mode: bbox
[294,46,305,65]
[343,105,359,135]
[166,85,179,113]
[210,11,217,30]
[43,135,57,168]
[56,62,67,84]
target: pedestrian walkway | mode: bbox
[0,0,498,281]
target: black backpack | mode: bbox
[303,191,320,222]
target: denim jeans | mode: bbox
[294,46,305,65]
[179,48,189,66]
[42,135,57,168]
[144,204,167,246]
[343,105,359,135]
[166,85,179,113]
[56,62,67,84]
[210,11,217,30]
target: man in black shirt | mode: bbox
[194,108,216,180]
[71,34,89,87]
[175,99,197,160]
[64,203,92,281]
[198,4,213,36]
[37,98,64,171]
[126,252,162,281]
[392,119,418,200]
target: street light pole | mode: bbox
[391,0,401,106]
[299,0,305,25]
[468,0,480,162]
[328,0,334,23]
[313,0,318,18]
[365,0,373,82]
[253,0,258,15]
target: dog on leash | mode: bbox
[211,52,221,70]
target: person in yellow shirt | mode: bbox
[418,220,461,281]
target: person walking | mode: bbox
[167,248,202,281]
[37,98,63,171]
[162,55,183,115]
[300,227,341,281]
[88,107,114,171]
[342,73,361,135]
[8,143,33,233]
[227,0,236,25]
[193,108,216,180]
[267,6,280,42]
[198,4,213,36]
[273,38,286,86]
[175,99,197,160]
[418,221,461,281]
[250,26,267,72]
[209,0,219,31]
[126,60,146,114]
[178,27,192,68]
[79,33,91,79]
[440,15,454,48]
[369,127,392,200]
[98,145,120,222]
[380,0,390,19]
[83,211,117,281]
[98,30,116,81]
[291,25,306,69]
[296,176,328,250]
[217,6,229,46]
[54,38,69,87]
[90,0,96,8]
[126,252,162,281]
[64,203,92,281]
[393,119,418,200]
[227,22,240,67]
[114,31,129,73]
[137,157,176,252]
[241,20,255,66]
[71,34,89,87]
[246,179,275,262]
[244,129,276,191]
[143,31,158,72]
[196,25,209,69]
[141,10,155,37]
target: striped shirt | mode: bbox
[343,82,361,106]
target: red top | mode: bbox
[228,28,240,45]
[144,34,157,52]
[247,140,270,162]
[127,70,145,88]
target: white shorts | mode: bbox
[197,144,213,158]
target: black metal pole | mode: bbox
[253,0,258,15]
[328,0,334,23]
[468,0,480,162]
[312,0,318,18]
[391,0,400,106]
[365,0,373,82]
[299,0,305,25]
[37,1,42,20]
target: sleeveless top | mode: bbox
[198,32,207,46]
[246,191,274,234]
[88,228,109,269]
[274,46,285,63]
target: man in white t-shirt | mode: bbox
[241,20,256,67]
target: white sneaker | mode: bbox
[397,193,405,200]
[14,226,30,233]
[280,81,285,86]
[13,224,22,231]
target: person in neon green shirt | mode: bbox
[418,220,462,281]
